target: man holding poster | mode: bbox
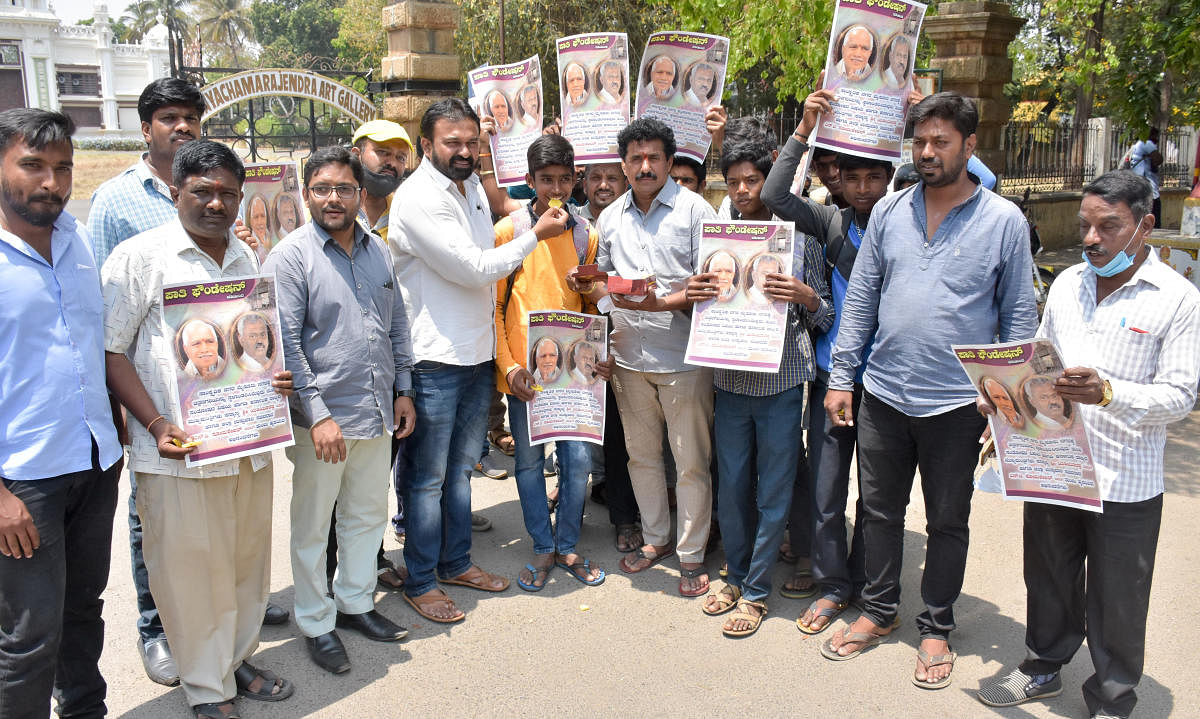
[494,135,609,592]
[978,171,1200,718]
[823,94,1036,689]
[595,118,717,597]
[103,140,295,718]
[265,146,415,674]
[687,137,833,637]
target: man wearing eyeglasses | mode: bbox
[264,146,416,674]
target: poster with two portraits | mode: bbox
[467,56,545,186]
[525,311,607,445]
[813,0,926,163]
[161,275,294,468]
[954,339,1102,512]
[685,220,795,373]
[241,162,304,265]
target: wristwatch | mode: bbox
[397,389,415,399]
[1097,379,1113,407]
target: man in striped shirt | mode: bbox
[978,170,1200,719]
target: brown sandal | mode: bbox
[722,599,767,637]
[403,589,465,623]
[488,430,515,456]
[439,565,510,592]
[702,583,742,616]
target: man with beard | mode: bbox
[1024,375,1070,429]
[577,162,627,221]
[683,63,718,107]
[0,108,124,719]
[597,61,625,107]
[822,93,1037,690]
[265,146,416,674]
[103,140,296,719]
[88,77,285,688]
[350,120,412,242]
[234,314,273,372]
[389,98,567,623]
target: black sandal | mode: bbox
[193,701,239,719]
[234,662,294,702]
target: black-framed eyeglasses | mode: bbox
[308,185,360,199]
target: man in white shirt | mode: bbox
[977,170,1200,719]
[388,98,567,624]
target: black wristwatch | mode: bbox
[397,389,415,398]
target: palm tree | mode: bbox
[195,0,254,66]
[121,0,192,44]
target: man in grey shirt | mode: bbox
[593,117,717,597]
[265,146,416,675]
[822,94,1037,689]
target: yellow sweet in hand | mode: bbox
[547,198,563,209]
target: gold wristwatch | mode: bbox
[1097,379,1113,407]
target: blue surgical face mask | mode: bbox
[1083,216,1143,277]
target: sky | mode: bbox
[50,0,136,26]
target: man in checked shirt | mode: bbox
[977,170,1200,719]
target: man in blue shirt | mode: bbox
[823,93,1038,689]
[0,108,123,719]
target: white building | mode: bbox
[0,0,170,135]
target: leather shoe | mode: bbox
[138,637,180,686]
[335,609,408,642]
[305,631,350,674]
[262,602,289,626]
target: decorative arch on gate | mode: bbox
[200,69,376,125]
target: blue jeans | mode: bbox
[714,386,803,603]
[402,361,493,597]
[507,396,591,556]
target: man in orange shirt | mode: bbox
[494,135,612,591]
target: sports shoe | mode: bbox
[471,513,492,532]
[977,668,1062,707]
[475,455,508,479]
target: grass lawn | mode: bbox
[73,149,143,198]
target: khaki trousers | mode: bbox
[136,459,272,706]
[611,366,713,562]
[287,432,390,638]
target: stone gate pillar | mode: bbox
[922,1,1024,173]
[379,0,461,164]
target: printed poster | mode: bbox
[635,31,730,163]
[556,32,630,163]
[685,220,795,372]
[241,162,303,264]
[954,339,1102,512]
[812,0,927,162]
[161,274,294,467]
[525,311,607,445]
[467,55,543,186]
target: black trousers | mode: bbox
[804,376,866,601]
[856,392,984,638]
[1020,495,1162,718]
[601,380,639,527]
[0,443,120,719]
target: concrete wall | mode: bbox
[1008,187,1192,250]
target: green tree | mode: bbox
[333,0,387,70]
[249,0,341,66]
[196,0,255,65]
[118,0,193,44]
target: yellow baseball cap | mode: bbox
[352,120,414,151]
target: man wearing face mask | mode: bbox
[350,120,412,242]
[978,171,1200,719]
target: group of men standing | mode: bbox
[0,67,1196,719]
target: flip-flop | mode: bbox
[614,524,642,553]
[556,557,606,586]
[819,629,889,661]
[796,596,849,635]
[912,647,957,690]
[779,567,817,599]
[619,546,675,573]
[516,563,553,592]
[722,599,767,638]
[193,701,240,719]
[702,583,742,616]
[403,590,465,623]
[234,662,293,702]
[678,565,710,597]
[439,566,510,592]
